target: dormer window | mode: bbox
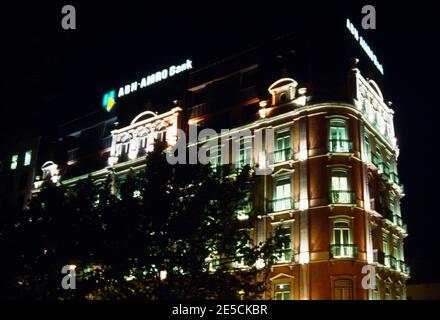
[268,78,298,106]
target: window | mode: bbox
[384,282,392,300]
[330,169,352,204]
[329,118,351,152]
[209,145,223,169]
[275,222,293,263]
[364,135,372,163]
[24,150,32,166]
[373,277,381,300]
[332,220,354,258]
[273,176,292,211]
[383,233,390,267]
[393,238,400,261]
[274,130,291,163]
[235,229,252,268]
[395,286,402,300]
[334,279,353,300]
[10,154,18,170]
[237,137,252,169]
[273,282,291,300]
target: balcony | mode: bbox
[275,248,294,264]
[329,190,355,204]
[373,249,385,264]
[398,260,411,275]
[372,153,383,171]
[272,148,293,164]
[377,206,393,220]
[385,255,397,269]
[267,197,294,213]
[392,214,407,232]
[328,139,353,153]
[382,163,392,178]
[330,244,358,259]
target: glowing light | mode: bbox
[299,252,309,264]
[69,265,76,270]
[24,150,32,166]
[346,18,384,74]
[102,90,116,112]
[258,108,268,119]
[160,270,167,281]
[107,156,118,166]
[255,258,265,270]
[10,154,18,170]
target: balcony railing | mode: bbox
[329,190,355,204]
[275,248,294,263]
[378,206,393,220]
[383,163,392,178]
[372,153,383,171]
[373,249,385,264]
[267,197,294,213]
[330,244,358,259]
[385,255,397,269]
[398,260,411,275]
[272,148,293,163]
[328,139,353,153]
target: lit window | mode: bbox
[274,282,291,300]
[334,279,353,300]
[274,130,291,163]
[24,150,32,166]
[332,220,354,258]
[330,169,352,204]
[237,137,253,169]
[10,154,18,170]
[209,145,223,169]
[275,222,293,263]
[329,118,351,152]
[273,176,292,212]
[364,135,372,163]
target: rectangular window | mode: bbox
[10,154,18,170]
[274,283,291,300]
[275,222,293,263]
[273,176,292,211]
[329,119,350,152]
[24,150,32,166]
[209,146,223,169]
[364,135,372,163]
[330,169,352,204]
[332,221,353,257]
[383,233,390,267]
[334,279,353,300]
[237,137,252,168]
[274,130,291,163]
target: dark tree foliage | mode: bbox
[1,145,282,299]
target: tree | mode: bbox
[5,144,282,299]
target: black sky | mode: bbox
[1,1,439,283]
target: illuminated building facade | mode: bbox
[26,21,408,299]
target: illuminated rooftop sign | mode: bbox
[102,59,193,112]
[346,19,384,75]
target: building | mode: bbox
[0,136,41,214]
[26,18,408,299]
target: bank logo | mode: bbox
[102,90,116,112]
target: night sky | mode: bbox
[1,1,439,283]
